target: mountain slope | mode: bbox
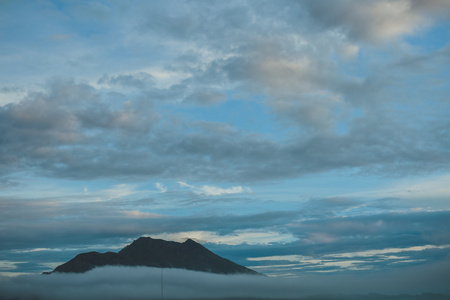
[49,237,260,275]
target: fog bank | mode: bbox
[0,264,449,300]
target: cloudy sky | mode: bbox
[1,0,450,297]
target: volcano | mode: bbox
[47,237,260,275]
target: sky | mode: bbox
[1,0,450,297]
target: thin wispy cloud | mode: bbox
[152,230,297,246]
[178,181,252,196]
[155,182,168,193]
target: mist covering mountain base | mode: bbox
[1,266,448,300]
[49,237,259,275]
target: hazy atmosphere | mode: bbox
[1,0,450,299]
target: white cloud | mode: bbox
[155,182,167,193]
[0,260,20,271]
[358,0,425,42]
[197,185,251,196]
[97,183,160,201]
[249,245,450,263]
[12,248,53,253]
[103,184,139,199]
[337,41,360,59]
[247,244,450,274]
[151,230,297,245]
[307,0,433,44]
[248,255,312,262]
[177,181,251,196]
[121,210,162,219]
[328,244,450,258]
[177,181,195,189]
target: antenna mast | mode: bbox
[161,268,164,300]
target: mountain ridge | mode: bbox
[46,237,260,275]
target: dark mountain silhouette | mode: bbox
[46,237,260,275]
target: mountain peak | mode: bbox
[49,236,260,275]
[182,238,203,248]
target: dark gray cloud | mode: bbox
[287,211,450,257]
[98,72,155,90]
[1,78,449,182]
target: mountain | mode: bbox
[47,237,260,275]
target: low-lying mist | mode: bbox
[0,264,449,300]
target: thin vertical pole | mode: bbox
[161,268,164,300]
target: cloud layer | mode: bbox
[1,1,450,182]
[1,77,449,183]
[1,266,449,300]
